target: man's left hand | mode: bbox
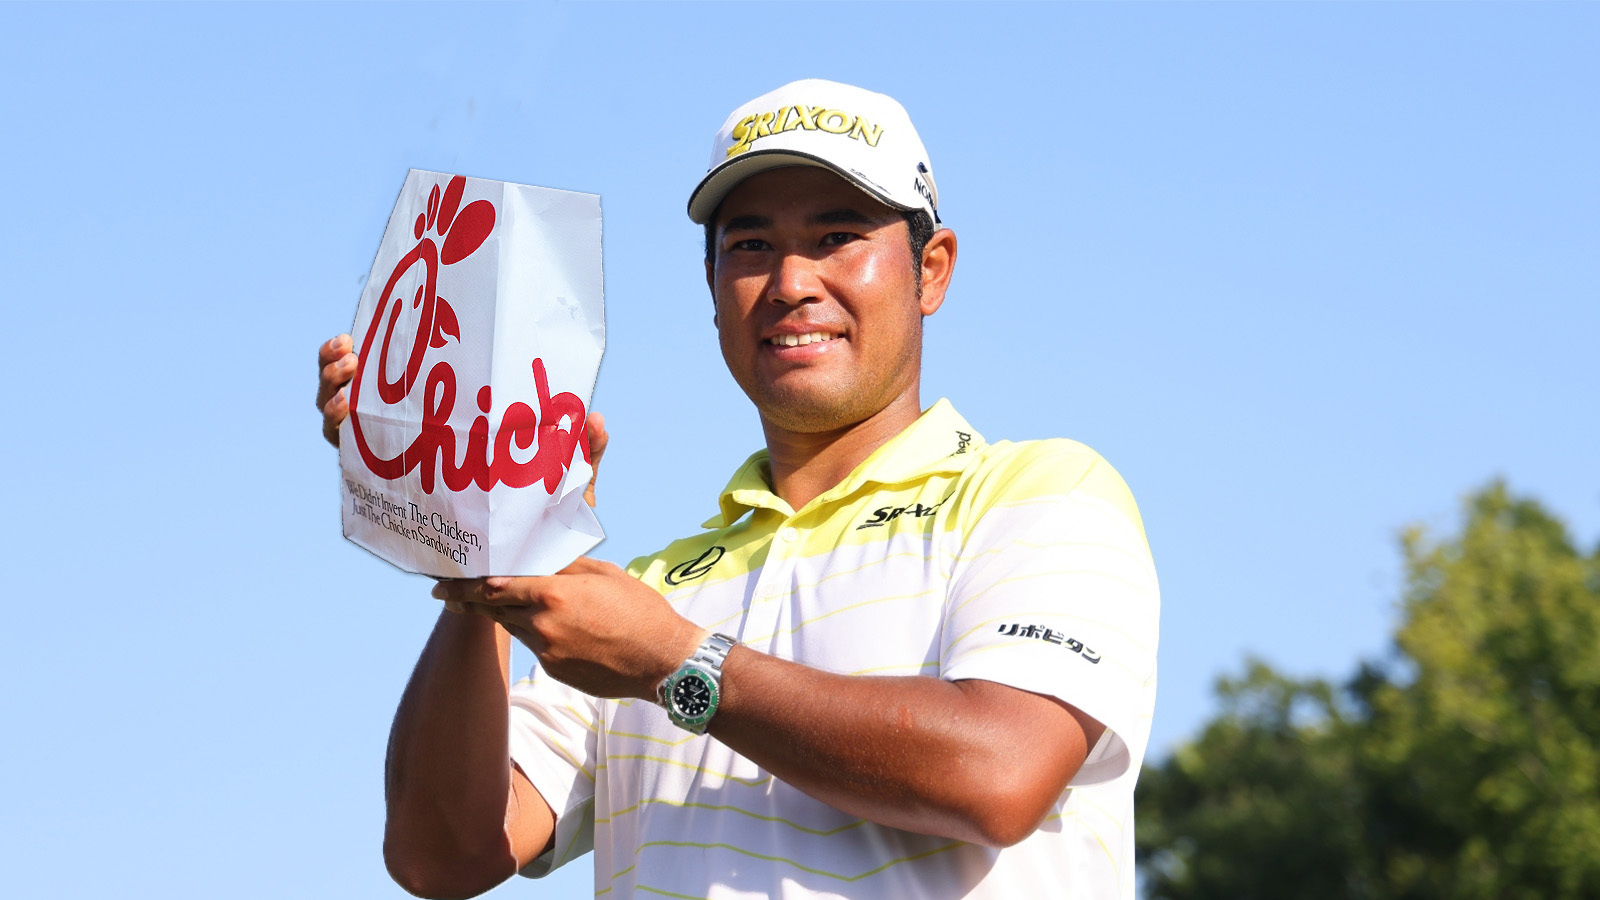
[432,558,704,701]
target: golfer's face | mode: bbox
[710,167,924,434]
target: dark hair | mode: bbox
[704,208,937,288]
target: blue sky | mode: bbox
[3,3,1595,898]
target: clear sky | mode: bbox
[3,3,1595,898]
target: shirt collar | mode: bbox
[704,399,986,528]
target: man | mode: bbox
[317,79,1159,899]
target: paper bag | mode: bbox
[339,169,605,577]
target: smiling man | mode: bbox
[319,79,1160,900]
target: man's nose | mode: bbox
[764,252,824,306]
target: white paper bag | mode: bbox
[339,169,604,577]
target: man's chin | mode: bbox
[753,389,865,435]
[750,382,918,437]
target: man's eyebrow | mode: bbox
[812,208,879,227]
[718,208,883,234]
[720,214,771,234]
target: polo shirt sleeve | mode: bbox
[508,666,600,878]
[939,441,1160,786]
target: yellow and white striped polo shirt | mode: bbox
[509,399,1160,899]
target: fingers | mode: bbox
[586,412,609,468]
[432,565,609,611]
[317,335,356,406]
[433,578,487,606]
[317,355,356,407]
[584,413,609,507]
[317,334,357,448]
[321,389,348,447]
[433,581,549,652]
[433,576,538,608]
[318,333,353,367]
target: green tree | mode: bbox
[1137,482,1600,899]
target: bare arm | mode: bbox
[442,560,1104,849]
[382,612,554,898]
[713,650,1104,847]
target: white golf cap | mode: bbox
[687,79,940,226]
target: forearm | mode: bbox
[431,562,1096,849]
[383,610,529,896]
[710,648,1091,847]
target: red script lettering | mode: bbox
[349,175,591,495]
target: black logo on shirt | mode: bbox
[954,430,973,455]
[856,494,951,530]
[997,623,1102,664]
[665,545,726,585]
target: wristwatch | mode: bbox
[657,633,738,734]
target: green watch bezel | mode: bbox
[661,663,721,734]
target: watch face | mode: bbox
[672,673,714,717]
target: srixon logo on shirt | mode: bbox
[855,493,951,530]
[348,175,591,495]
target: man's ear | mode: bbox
[918,228,958,317]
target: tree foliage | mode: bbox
[1137,482,1600,899]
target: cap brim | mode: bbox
[686,148,913,225]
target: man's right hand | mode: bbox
[316,333,356,448]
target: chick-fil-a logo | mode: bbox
[349,174,590,495]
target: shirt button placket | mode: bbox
[746,521,798,647]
